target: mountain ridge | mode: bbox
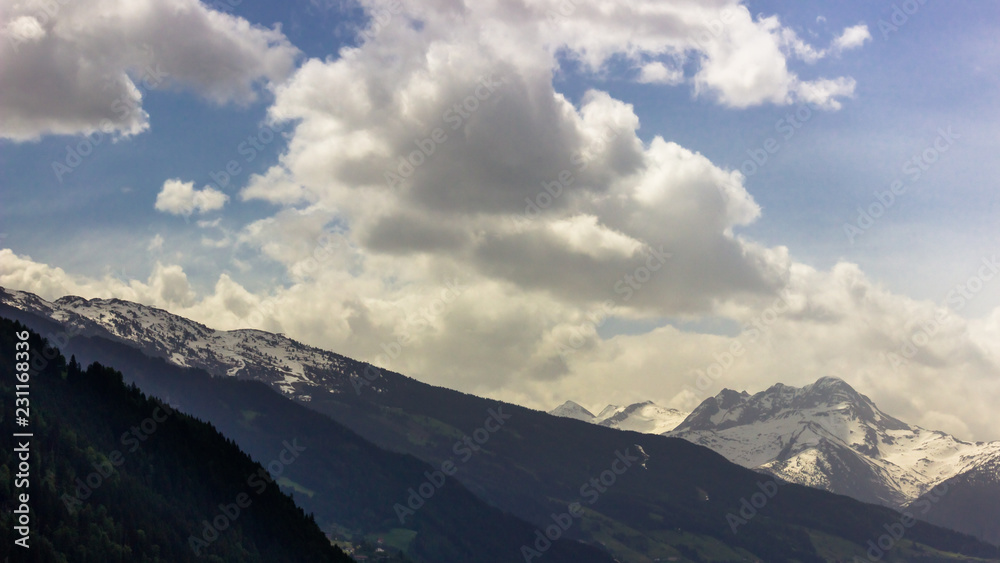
[549,399,691,434]
[665,377,1000,544]
[547,377,1000,545]
[4,286,999,558]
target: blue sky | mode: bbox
[2,0,999,440]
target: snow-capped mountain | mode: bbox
[5,286,998,544]
[549,400,689,434]
[913,453,1000,545]
[665,377,1000,516]
[549,400,597,421]
[0,287,385,400]
[598,401,690,434]
[595,404,625,420]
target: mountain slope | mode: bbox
[0,289,362,400]
[666,377,1000,544]
[0,319,352,562]
[0,313,613,563]
[908,453,1000,545]
[4,288,999,562]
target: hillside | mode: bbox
[0,318,352,562]
[0,309,613,563]
[3,288,998,562]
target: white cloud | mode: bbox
[254,40,784,310]
[637,62,683,85]
[204,0,875,420]
[4,15,45,42]
[3,248,1000,441]
[15,1,991,448]
[0,249,196,309]
[833,24,872,52]
[241,167,313,206]
[547,2,864,109]
[155,179,229,216]
[793,76,857,110]
[148,234,164,252]
[0,0,300,141]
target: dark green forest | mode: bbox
[0,318,352,562]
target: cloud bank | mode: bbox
[4,1,997,441]
[0,0,299,140]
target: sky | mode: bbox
[2,0,999,441]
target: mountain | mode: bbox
[0,319,352,562]
[4,287,1000,562]
[0,289,357,400]
[912,454,1000,546]
[666,377,1000,545]
[550,400,689,433]
[597,402,690,434]
[0,312,612,562]
[596,404,625,419]
[549,400,597,421]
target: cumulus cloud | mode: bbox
[247,7,798,314]
[15,1,992,445]
[3,247,1000,441]
[0,0,300,141]
[637,61,684,85]
[196,1,903,425]
[552,262,1000,442]
[832,24,872,52]
[241,167,313,206]
[148,234,164,252]
[155,179,229,216]
[0,249,196,309]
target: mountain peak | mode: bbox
[666,377,1000,531]
[597,401,690,434]
[675,377,908,435]
[815,375,847,385]
[809,376,855,393]
[596,404,624,419]
[549,400,596,421]
[548,399,690,433]
[714,388,749,409]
